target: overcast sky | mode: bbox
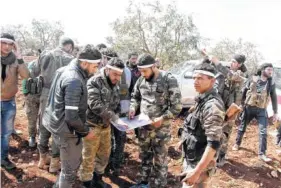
[1,0,280,61]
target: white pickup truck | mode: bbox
[169,60,281,120]
[169,60,229,108]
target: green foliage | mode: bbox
[107,1,203,69]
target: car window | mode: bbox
[274,68,281,90]
[169,62,196,75]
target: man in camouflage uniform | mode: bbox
[233,63,278,162]
[22,60,41,147]
[210,54,247,166]
[99,48,130,175]
[79,57,126,188]
[129,54,182,188]
[178,62,225,188]
[33,37,75,172]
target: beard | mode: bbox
[262,71,272,78]
[129,61,137,68]
[105,74,115,88]
[145,72,155,82]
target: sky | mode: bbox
[1,0,280,61]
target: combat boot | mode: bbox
[49,157,60,173]
[28,137,36,148]
[82,180,93,188]
[93,172,111,188]
[38,153,50,169]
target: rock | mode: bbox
[28,161,35,166]
[21,150,26,154]
[271,170,278,178]
[43,165,49,170]
[18,159,23,163]
[32,153,38,157]
[266,173,272,178]
[22,175,27,181]
[278,168,281,173]
[27,172,35,179]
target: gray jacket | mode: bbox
[42,59,89,137]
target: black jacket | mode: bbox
[42,59,89,137]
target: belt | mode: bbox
[86,120,109,128]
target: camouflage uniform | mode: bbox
[22,61,40,138]
[180,88,225,187]
[130,71,182,187]
[214,63,246,156]
[33,47,74,157]
[24,94,40,138]
[79,69,120,182]
[109,67,131,172]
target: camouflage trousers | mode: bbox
[219,120,235,155]
[38,93,59,158]
[138,121,171,188]
[79,126,111,182]
[24,94,40,137]
[108,125,126,170]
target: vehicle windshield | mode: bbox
[169,61,197,75]
[274,67,281,89]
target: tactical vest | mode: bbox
[245,79,272,109]
[182,92,222,163]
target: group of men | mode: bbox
[1,32,281,188]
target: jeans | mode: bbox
[236,105,268,155]
[1,99,16,159]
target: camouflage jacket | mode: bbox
[86,69,120,127]
[181,88,225,163]
[130,71,182,121]
[214,63,246,108]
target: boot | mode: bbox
[93,172,110,188]
[1,157,16,170]
[49,157,60,173]
[82,180,93,188]
[38,153,51,169]
[28,137,36,148]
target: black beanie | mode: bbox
[137,54,155,68]
[59,37,74,48]
[1,33,15,41]
[233,54,246,64]
[78,44,102,60]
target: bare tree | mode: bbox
[107,1,204,68]
[211,38,264,75]
[1,19,65,56]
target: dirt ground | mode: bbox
[1,91,281,188]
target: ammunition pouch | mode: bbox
[26,76,43,95]
[183,114,207,163]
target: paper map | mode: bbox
[111,114,152,131]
